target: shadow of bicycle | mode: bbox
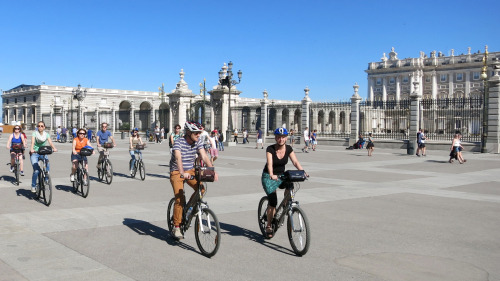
[2,175,19,185]
[55,184,74,193]
[219,222,295,256]
[15,188,37,201]
[122,218,197,253]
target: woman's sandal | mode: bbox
[266,226,273,238]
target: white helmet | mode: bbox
[184,121,203,132]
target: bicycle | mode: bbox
[257,170,310,256]
[167,166,221,257]
[129,144,146,180]
[97,143,113,184]
[73,147,93,198]
[35,146,53,206]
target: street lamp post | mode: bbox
[219,61,242,140]
[72,84,87,129]
[199,78,207,126]
[480,46,489,153]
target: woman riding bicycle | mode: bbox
[169,121,218,239]
[6,125,27,176]
[30,121,58,193]
[261,127,306,238]
[71,128,94,182]
[129,128,144,175]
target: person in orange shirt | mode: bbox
[71,128,94,182]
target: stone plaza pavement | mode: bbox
[0,136,499,281]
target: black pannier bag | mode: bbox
[283,170,307,182]
[80,147,93,156]
[38,146,53,155]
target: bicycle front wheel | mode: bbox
[139,161,146,181]
[42,173,52,206]
[194,208,221,258]
[287,206,310,256]
[257,196,269,236]
[166,198,175,232]
[81,168,90,198]
[129,159,136,178]
[35,173,42,200]
[104,160,113,184]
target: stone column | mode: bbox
[465,71,471,96]
[408,82,421,155]
[396,76,401,101]
[349,83,362,144]
[95,106,99,131]
[431,71,438,99]
[448,73,454,97]
[111,105,116,135]
[368,78,374,101]
[130,102,135,131]
[382,77,387,101]
[486,60,500,153]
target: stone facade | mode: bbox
[366,47,500,101]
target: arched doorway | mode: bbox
[136,101,152,131]
[158,103,170,131]
[117,101,131,131]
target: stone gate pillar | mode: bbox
[349,83,362,144]
[486,59,500,153]
[408,82,421,155]
[261,90,269,141]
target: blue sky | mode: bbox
[1,0,499,106]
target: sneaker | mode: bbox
[130,169,134,175]
[301,148,305,152]
[10,167,14,173]
[20,171,24,176]
[261,147,263,149]
[172,227,183,239]
[305,150,309,153]
[416,154,420,157]
[31,186,36,193]
[70,174,75,182]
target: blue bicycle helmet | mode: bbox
[274,127,288,136]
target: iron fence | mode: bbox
[359,99,411,140]
[420,97,482,142]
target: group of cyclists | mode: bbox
[6,120,308,252]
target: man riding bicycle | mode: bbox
[261,127,306,238]
[96,122,116,172]
[169,121,218,239]
[6,125,27,176]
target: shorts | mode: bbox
[304,140,310,146]
[71,153,87,162]
[257,139,263,144]
[418,143,425,148]
[210,148,219,157]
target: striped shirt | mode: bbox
[169,136,203,172]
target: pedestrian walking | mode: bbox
[366,133,374,156]
[256,127,264,149]
[302,127,310,153]
[233,128,239,143]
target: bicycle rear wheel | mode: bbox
[104,160,113,184]
[257,196,269,237]
[81,168,90,198]
[194,208,221,257]
[166,198,175,232]
[42,173,52,206]
[139,161,146,181]
[287,206,310,256]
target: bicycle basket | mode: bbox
[103,142,114,149]
[38,146,53,155]
[80,147,93,156]
[12,144,23,150]
[136,144,145,150]
[283,170,307,182]
[196,167,215,182]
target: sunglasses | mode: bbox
[38,125,45,128]
[14,128,20,130]
[78,132,85,135]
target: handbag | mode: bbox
[261,172,283,195]
[197,167,215,182]
[283,170,307,182]
[38,146,53,155]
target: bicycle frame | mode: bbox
[181,180,207,232]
